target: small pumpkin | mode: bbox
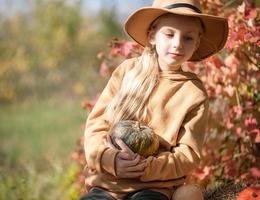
[236,186,260,200]
[109,120,159,157]
[172,185,203,200]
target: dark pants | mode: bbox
[80,187,169,200]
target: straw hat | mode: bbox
[124,0,229,61]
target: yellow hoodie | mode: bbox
[83,57,209,200]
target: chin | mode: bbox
[167,60,182,67]
[167,56,187,64]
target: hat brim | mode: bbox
[124,7,229,61]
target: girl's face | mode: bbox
[149,14,202,71]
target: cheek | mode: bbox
[155,38,168,53]
[186,40,196,47]
[188,38,200,49]
[185,41,197,53]
[155,44,167,57]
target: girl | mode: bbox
[81,0,228,200]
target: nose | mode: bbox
[171,34,183,49]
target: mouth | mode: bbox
[168,52,184,57]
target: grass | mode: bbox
[0,99,87,200]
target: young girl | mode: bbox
[81,0,228,200]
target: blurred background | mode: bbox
[0,0,259,200]
[0,0,152,199]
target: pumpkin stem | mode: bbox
[133,121,141,131]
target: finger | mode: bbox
[117,151,135,160]
[103,137,114,149]
[106,135,117,149]
[125,161,147,172]
[103,137,107,145]
[139,158,147,163]
[115,138,135,156]
[119,154,141,167]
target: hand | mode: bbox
[106,136,147,179]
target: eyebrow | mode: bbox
[162,27,198,34]
[185,31,197,34]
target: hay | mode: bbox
[203,182,246,200]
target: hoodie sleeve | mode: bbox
[84,59,133,176]
[140,98,209,182]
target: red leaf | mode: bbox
[235,127,242,137]
[119,41,133,58]
[110,48,121,57]
[222,154,232,162]
[250,167,260,178]
[81,94,100,111]
[110,40,136,58]
[245,8,258,20]
[193,166,211,180]
[233,105,243,118]
[224,54,240,68]
[226,31,238,49]
[244,117,258,130]
[224,159,237,177]
[226,118,234,129]
[208,56,224,68]
[237,26,247,41]
[215,84,222,95]
[99,62,114,77]
[186,62,196,71]
[224,85,235,97]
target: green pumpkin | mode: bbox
[109,120,159,157]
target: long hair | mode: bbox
[104,14,204,127]
[104,46,159,127]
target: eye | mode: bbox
[164,32,174,37]
[184,36,194,41]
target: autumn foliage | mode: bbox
[72,1,260,196]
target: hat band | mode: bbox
[164,3,202,14]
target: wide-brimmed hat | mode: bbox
[124,0,229,61]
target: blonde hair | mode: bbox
[104,14,204,127]
[105,46,159,126]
